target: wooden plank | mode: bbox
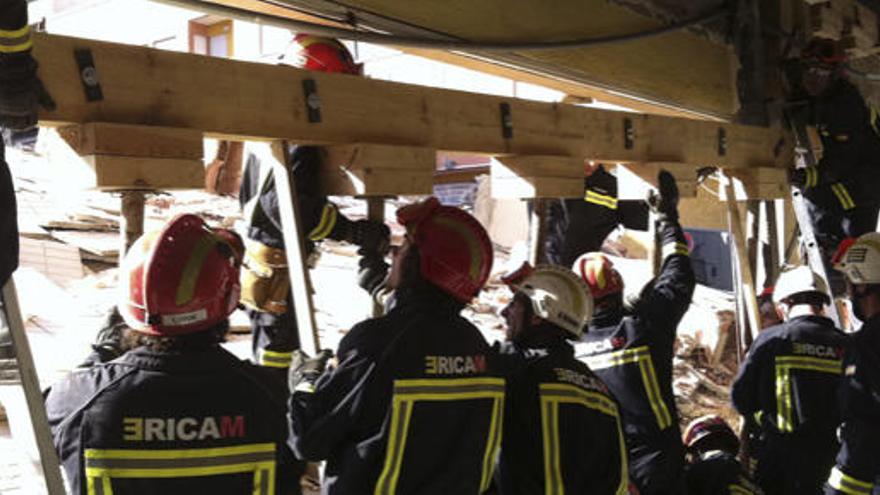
[620,162,698,198]
[33,33,786,170]
[490,155,585,198]
[56,123,203,159]
[723,172,762,342]
[318,144,435,196]
[83,155,204,190]
[725,167,788,199]
[433,165,490,185]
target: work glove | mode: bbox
[288,348,334,393]
[0,53,55,132]
[346,219,391,255]
[79,307,128,367]
[646,170,679,223]
[357,246,389,296]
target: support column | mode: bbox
[366,197,386,317]
[724,172,762,352]
[529,199,548,265]
[119,191,146,263]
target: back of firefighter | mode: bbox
[825,233,880,495]
[683,415,762,495]
[495,263,628,495]
[239,35,388,373]
[545,163,648,267]
[289,197,504,494]
[44,215,301,494]
[731,265,847,494]
[787,39,880,281]
[573,170,695,495]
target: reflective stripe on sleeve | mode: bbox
[308,203,338,241]
[661,241,689,259]
[774,355,842,432]
[805,167,819,188]
[256,349,293,368]
[0,25,32,53]
[584,189,618,210]
[374,377,504,495]
[828,466,874,495]
[581,346,673,429]
[831,183,856,210]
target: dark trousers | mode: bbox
[756,437,837,495]
[629,441,686,495]
[248,292,300,370]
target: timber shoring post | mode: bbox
[724,172,763,349]
[366,196,387,317]
[528,199,548,266]
[119,190,146,263]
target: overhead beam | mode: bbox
[34,33,787,171]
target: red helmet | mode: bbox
[291,34,362,75]
[803,37,846,65]
[572,252,624,300]
[396,197,493,302]
[119,214,244,336]
[683,415,739,452]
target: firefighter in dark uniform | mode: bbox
[496,262,629,495]
[787,38,880,279]
[545,163,648,267]
[44,214,302,495]
[239,35,389,372]
[682,415,762,495]
[731,265,847,494]
[288,197,503,494]
[825,232,880,495]
[572,170,695,495]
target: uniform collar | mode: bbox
[118,345,242,372]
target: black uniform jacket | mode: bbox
[731,315,847,444]
[684,451,762,495]
[825,314,880,495]
[239,144,352,250]
[545,165,649,267]
[44,346,301,495]
[575,221,694,450]
[289,284,505,495]
[496,330,628,495]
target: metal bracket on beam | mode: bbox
[624,118,634,150]
[500,102,513,139]
[302,78,322,123]
[74,48,103,102]
[718,127,728,156]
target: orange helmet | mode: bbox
[396,197,493,302]
[572,252,624,300]
[119,214,244,336]
[291,34,362,75]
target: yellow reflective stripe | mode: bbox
[828,466,873,495]
[0,25,31,53]
[831,183,856,210]
[584,190,618,210]
[774,356,842,432]
[375,378,505,495]
[85,444,275,495]
[729,484,754,495]
[175,233,218,305]
[539,383,619,417]
[662,241,690,259]
[540,398,564,495]
[804,167,819,188]
[256,349,293,368]
[582,346,672,429]
[308,204,338,241]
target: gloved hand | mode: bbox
[646,170,679,223]
[348,220,390,255]
[289,348,334,393]
[357,246,389,296]
[0,53,55,132]
[788,166,824,189]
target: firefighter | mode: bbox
[786,38,880,287]
[239,34,389,372]
[682,415,761,495]
[572,170,695,495]
[825,233,880,494]
[731,265,847,494]
[495,262,629,495]
[545,162,648,267]
[288,197,503,494]
[43,214,302,494]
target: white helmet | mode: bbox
[773,265,830,305]
[503,264,594,338]
[834,233,880,284]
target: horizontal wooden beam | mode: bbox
[34,33,788,170]
[317,143,435,196]
[86,155,204,190]
[57,123,203,158]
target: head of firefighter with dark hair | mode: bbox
[834,233,880,322]
[683,415,740,464]
[500,262,593,344]
[788,37,846,98]
[117,214,245,352]
[772,265,831,322]
[389,196,493,306]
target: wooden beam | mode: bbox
[724,172,762,342]
[433,165,490,185]
[57,123,203,158]
[318,144,435,196]
[490,155,584,199]
[84,156,204,190]
[619,162,697,198]
[34,33,787,170]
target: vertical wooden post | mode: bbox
[764,199,781,286]
[255,142,320,356]
[119,191,145,263]
[747,200,761,287]
[724,172,763,346]
[366,197,386,317]
[529,199,548,266]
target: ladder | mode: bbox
[783,104,842,328]
[0,277,66,494]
